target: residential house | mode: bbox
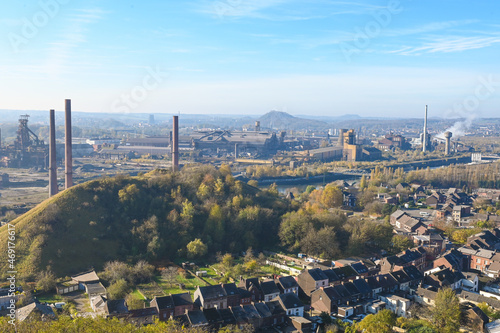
[16,302,56,322]
[222,283,241,307]
[275,276,299,295]
[297,268,329,297]
[105,299,129,318]
[365,276,383,298]
[352,279,372,300]
[274,293,304,317]
[260,280,280,302]
[433,248,464,271]
[470,249,498,273]
[290,316,313,333]
[413,287,437,306]
[453,205,472,222]
[424,267,464,290]
[150,295,174,320]
[264,300,287,327]
[194,285,228,310]
[378,294,411,318]
[380,247,427,273]
[311,287,341,314]
[203,308,224,330]
[186,310,209,328]
[71,270,100,291]
[238,277,263,302]
[126,307,158,326]
[462,272,479,292]
[172,293,194,316]
[466,306,489,333]
[322,269,341,286]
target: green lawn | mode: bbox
[36,293,64,304]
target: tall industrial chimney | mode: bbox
[338,129,346,146]
[172,115,179,172]
[49,109,58,197]
[422,105,428,152]
[65,99,73,189]
[444,131,452,156]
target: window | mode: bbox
[476,258,481,263]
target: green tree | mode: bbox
[107,279,130,300]
[432,287,461,333]
[356,309,396,333]
[36,269,56,293]
[186,239,208,259]
[392,235,414,253]
[321,184,343,208]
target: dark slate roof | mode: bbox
[241,277,260,290]
[377,274,398,289]
[457,290,500,309]
[352,279,372,295]
[254,302,272,318]
[222,283,239,296]
[276,293,304,310]
[187,310,208,326]
[199,285,227,299]
[260,280,280,295]
[175,314,189,325]
[106,299,129,315]
[338,266,357,278]
[202,308,222,324]
[243,304,262,320]
[332,284,351,298]
[128,307,158,318]
[308,268,328,281]
[365,276,382,290]
[87,282,107,295]
[266,300,286,316]
[322,286,341,300]
[237,287,252,299]
[402,265,424,281]
[343,282,360,296]
[172,293,193,307]
[391,270,411,284]
[218,308,236,325]
[469,306,490,324]
[153,295,174,309]
[322,269,340,283]
[277,276,298,289]
[351,262,368,274]
[231,306,249,322]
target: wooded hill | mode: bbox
[0,165,290,280]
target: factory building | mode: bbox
[309,129,380,162]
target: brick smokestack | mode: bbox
[65,99,73,189]
[172,115,179,171]
[49,109,58,197]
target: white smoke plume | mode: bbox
[436,113,476,139]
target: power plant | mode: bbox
[0,114,47,168]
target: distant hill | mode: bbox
[0,166,288,279]
[258,110,328,130]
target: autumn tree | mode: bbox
[357,309,396,333]
[432,287,461,333]
[320,184,343,208]
[187,239,208,259]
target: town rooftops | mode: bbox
[16,302,56,322]
[198,285,227,299]
[222,283,239,296]
[152,295,174,309]
[275,293,303,310]
[277,276,298,289]
[307,268,329,281]
[260,280,280,295]
[172,292,193,306]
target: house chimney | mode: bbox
[64,99,73,189]
[49,109,58,197]
[172,115,179,172]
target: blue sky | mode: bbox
[1,0,499,118]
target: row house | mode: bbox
[297,268,329,297]
[150,292,194,321]
[275,276,299,295]
[380,247,427,274]
[433,248,465,272]
[194,285,228,310]
[467,229,500,251]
